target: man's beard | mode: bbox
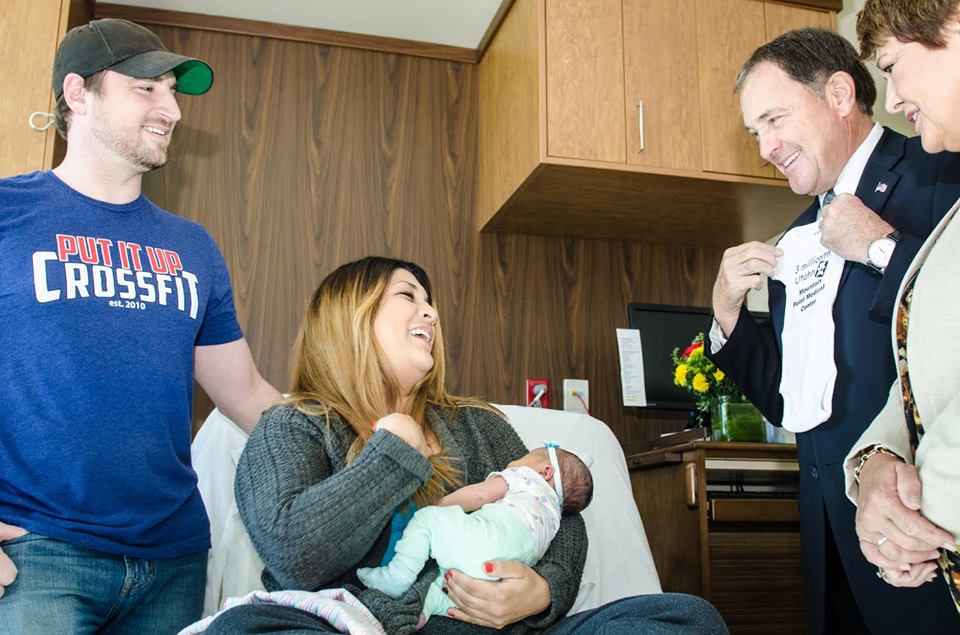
[91,112,171,171]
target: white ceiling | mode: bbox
[112,0,505,49]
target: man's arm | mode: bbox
[194,339,282,434]
[711,241,781,337]
[438,475,509,512]
[819,193,936,322]
[819,194,906,323]
[819,193,893,266]
[708,306,786,425]
[707,241,786,424]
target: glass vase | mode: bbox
[710,396,765,442]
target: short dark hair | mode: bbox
[556,448,593,515]
[736,27,876,116]
[858,0,960,60]
[54,70,106,139]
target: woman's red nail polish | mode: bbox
[484,562,493,574]
[444,570,452,580]
[371,420,377,428]
[447,609,455,617]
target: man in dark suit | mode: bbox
[707,28,960,634]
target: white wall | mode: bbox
[838,0,914,136]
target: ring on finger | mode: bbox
[876,535,888,548]
[876,567,886,581]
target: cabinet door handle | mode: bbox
[684,462,698,509]
[636,100,645,153]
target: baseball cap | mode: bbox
[52,19,214,98]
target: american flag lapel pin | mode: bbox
[875,181,888,193]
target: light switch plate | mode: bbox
[563,379,589,414]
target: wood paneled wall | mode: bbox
[142,25,724,444]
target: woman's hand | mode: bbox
[855,452,955,587]
[443,560,551,629]
[373,413,430,457]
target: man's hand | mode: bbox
[443,560,550,629]
[0,521,28,599]
[855,452,956,587]
[712,242,782,337]
[820,194,894,263]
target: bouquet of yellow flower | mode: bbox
[671,332,744,413]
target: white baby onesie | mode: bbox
[771,221,845,432]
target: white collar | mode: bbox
[818,122,884,209]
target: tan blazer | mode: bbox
[844,197,960,541]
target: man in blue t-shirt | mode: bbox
[0,19,282,632]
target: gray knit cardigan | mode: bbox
[234,403,588,634]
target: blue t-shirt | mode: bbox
[0,171,243,558]
[383,503,417,565]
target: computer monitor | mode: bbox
[626,303,714,411]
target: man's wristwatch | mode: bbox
[866,229,903,274]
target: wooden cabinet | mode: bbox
[766,1,836,38]
[623,0,701,172]
[545,0,625,164]
[477,0,835,247]
[697,0,771,179]
[1,0,91,178]
[628,441,805,634]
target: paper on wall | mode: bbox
[616,328,647,407]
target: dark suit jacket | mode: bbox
[708,129,960,634]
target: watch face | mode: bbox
[868,237,896,269]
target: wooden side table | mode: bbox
[627,441,806,634]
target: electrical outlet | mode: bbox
[525,378,550,408]
[563,379,589,414]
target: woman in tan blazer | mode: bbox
[843,0,960,612]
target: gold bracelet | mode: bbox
[854,445,901,485]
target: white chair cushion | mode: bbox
[192,405,661,617]
[192,409,266,617]
[494,405,662,613]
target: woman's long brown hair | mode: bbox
[284,256,494,508]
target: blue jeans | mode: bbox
[205,593,729,634]
[0,532,206,634]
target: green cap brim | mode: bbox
[172,59,214,95]
[109,51,214,95]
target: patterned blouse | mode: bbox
[896,274,959,611]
